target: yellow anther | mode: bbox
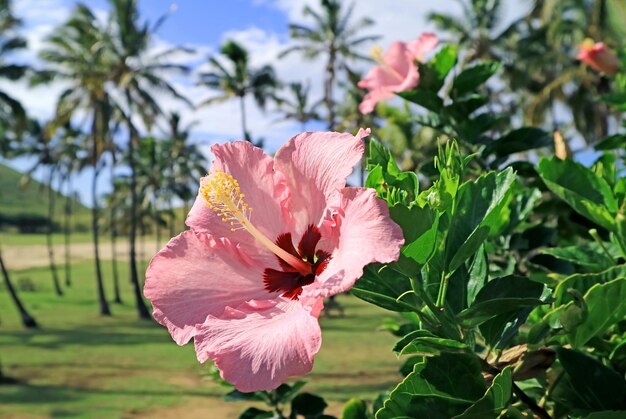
[370,45,384,64]
[200,169,311,276]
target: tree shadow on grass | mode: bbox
[0,322,171,349]
[2,381,216,405]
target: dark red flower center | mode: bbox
[263,224,331,300]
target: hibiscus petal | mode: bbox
[384,41,412,78]
[306,187,404,298]
[407,32,439,62]
[186,141,288,260]
[298,224,322,262]
[144,230,270,345]
[194,299,323,392]
[274,130,368,237]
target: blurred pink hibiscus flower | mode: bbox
[358,32,439,114]
[576,39,619,75]
[144,129,404,392]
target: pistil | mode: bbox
[200,170,312,275]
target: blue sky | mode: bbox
[2,0,532,204]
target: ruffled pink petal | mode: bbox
[407,32,439,62]
[194,298,323,392]
[384,41,412,77]
[359,89,395,114]
[144,230,272,345]
[358,65,405,90]
[186,141,289,260]
[274,130,368,237]
[305,187,404,298]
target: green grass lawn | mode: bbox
[0,232,95,246]
[0,259,402,418]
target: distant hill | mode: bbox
[0,163,91,233]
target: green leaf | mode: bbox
[566,278,626,348]
[456,276,544,327]
[419,44,458,92]
[453,367,513,418]
[341,398,368,419]
[239,407,273,419]
[483,127,551,159]
[595,134,626,150]
[554,264,626,305]
[390,205,439,265]
[398,88,444,112]
[291,393,328,418]
[444,168,516,273]
[587,412,626,419]
[225,390,267,402]
[452,62,501,97]
[537,157,617,231]
[376,353,487,419]
[553,347,626,412]
[274,381,307,403]
[393,330,468,357]
[352,264,417,312]
[541,243,618,273]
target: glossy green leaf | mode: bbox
[457,276,544,327]
[554,264,626,305]
[419,44,458,92]
[483,127,551,158]
[552,347,626,412]
[352,264,417,312]
[239,407,273,419]
[445,168,516,273]
[376,353,487,419]
[390,204,440,265]
[453,367,513,418]
[567,278,626,348]
[393,330,468,357]
[291,393,328,418]
[537,157,617,231]
[398,88,443,112]
[541,243,618,273]
[452,62,501,97]
[341,398,368,419]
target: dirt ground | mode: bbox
[3,240,160,269]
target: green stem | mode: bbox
[589,228,616,264]
[436,272,450,307]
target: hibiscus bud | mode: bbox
[577,38,620,75]
[553,130,572,160]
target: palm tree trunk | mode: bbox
[63,175,72,287]
[92,105,111,316]
[110,197,122,305]
[168,197,176,238]
[154,209,161,253]
[324,49,336,130]
[46,167,63,296]
[109,159,122,304]
[126,90,151,320]
[0,245,38,328]
[239,95,249,141]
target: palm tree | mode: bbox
[0,0,38,330]
[107,0,191,320]
[280,0,380,129]
[428,0,507,65]
[276,81,321,131]
[21,123,64,296]
[38,4,114,316]
[54,125,85,288]
[197,40,278,142]
[162,112,206,235]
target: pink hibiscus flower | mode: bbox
[576,39,619,75]
[144,129,404,392]
[358,32,439,114]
